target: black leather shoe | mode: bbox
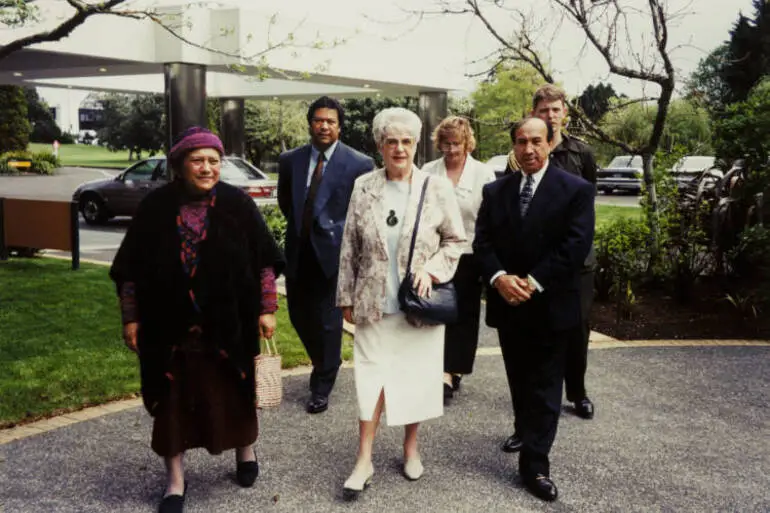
[523,474,558,502]
[574,398,595,419]
[501,433,522,453]
[451,374,462,391]
[306,395,329,414]
[158,482,187,513]
[236,449,259,488]
[443,383,454,399]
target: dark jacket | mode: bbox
[110,181,285,415]
[549,134,598,185]
[277,142,374,280]
[473,163,594,331]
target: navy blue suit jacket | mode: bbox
[473,163,595,332]
[277,142,374,281]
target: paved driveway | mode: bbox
[1,344,768,513]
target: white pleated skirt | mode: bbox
[353,312,444,426]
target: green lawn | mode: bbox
[596,204,641,230]
[0,257,350,427]
[29,143,134,169]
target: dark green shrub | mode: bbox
[594,217,650,320]
[259,205,286,251]
[59,132,76,144]
[32,151,61,167]
[0,85,30,152]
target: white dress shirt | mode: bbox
[306,140,339,189]
[490,160,549,291]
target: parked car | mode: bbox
[669,155,721,191]
[486,154,510,178]
[597,155,644,194]
[72,155,277,225]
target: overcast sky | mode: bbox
[257,0,756,97]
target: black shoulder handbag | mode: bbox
[397,177,459,325]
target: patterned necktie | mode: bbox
[519,173,535,217]
[301,152,325,240]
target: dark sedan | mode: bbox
[73,156,277,224]
[597,155,644,195]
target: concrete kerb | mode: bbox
[4,255,769,445]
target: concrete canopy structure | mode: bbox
[0,0,464,163]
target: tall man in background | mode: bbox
[278,96,374,414]
[532,84,598,420]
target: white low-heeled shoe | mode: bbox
[403,457,424,481]
[342,462,374,501]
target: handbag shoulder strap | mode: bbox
[406,177,430,273]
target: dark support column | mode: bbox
[164,63,207,155]
[417,91,448,167]
[220,98,245,157]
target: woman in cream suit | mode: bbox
[336,107,465,500]
[422,116,496,403]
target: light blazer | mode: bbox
[473,163,595,331]
[422,154,496,254]
[277,141,374,281]
[337,167,466,326]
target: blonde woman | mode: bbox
[422,116,496,403]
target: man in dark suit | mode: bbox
[473,117,594,502]
[278,96,374,414]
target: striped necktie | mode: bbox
[519,173,535,216]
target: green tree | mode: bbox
[341,96,418,161]
[576,83,622,123]
[0,85,30,151]
[244,99,308,167]
[599,99,712,158]
[722,0,770,105]
[685,44,732,115]
[714,78,770,168]
[98,93,165,160]
[24,87,62,143]
[470,63,542,160]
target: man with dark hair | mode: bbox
[474,117,594,502]
[531,84,598,422]
[278,96,374,414]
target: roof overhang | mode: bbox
[0,2,466,98]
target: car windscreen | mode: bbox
[674,157,715,172]
[607,156,642,168]
[225,158,265,180]
[219,159,261,181]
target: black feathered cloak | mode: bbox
[110,181,285,416]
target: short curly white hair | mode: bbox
[372,107,422,146]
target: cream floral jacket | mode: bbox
[336,167,466,326]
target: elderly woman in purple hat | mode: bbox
[110,127,285,513]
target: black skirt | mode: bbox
[443,254,483,375]
[151,333,258,457]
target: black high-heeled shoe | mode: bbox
[158,482,187,513]
[236,448,259,488]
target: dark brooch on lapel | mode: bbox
[386,209,398,226]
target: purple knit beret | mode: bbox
[168,126,224,162]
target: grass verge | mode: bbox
[0,257,350,428]
[29,143,134,169]
[595,204,641,230]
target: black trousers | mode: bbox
[564,270,594,402]
[444,254,483,375]
[286,242,342,398]
[498,325,571,477]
